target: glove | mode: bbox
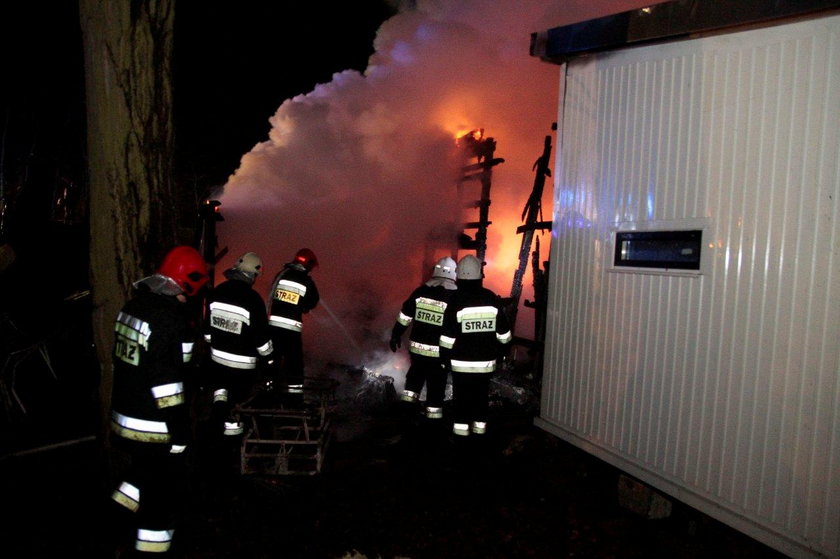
[389,334,401,352]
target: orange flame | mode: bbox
[455,128,483,143]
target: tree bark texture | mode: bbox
[79,0,176,428]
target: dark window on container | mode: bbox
[614,230,702,270]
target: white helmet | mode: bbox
[233,252,263,276]
[456,254,483,280]
[432,256,457,280]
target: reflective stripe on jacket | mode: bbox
[439,280,511,373]
[392,282,455,357]
[267,262,319,333]
[205,278,274,369]
[110,290,194,447]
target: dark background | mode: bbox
[0,1,395,332]
[0,1,396,259]
[0,5,791,557]
[173,2,396,194]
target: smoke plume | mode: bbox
[217,0,656,378]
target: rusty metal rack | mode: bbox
[237,377,338,476]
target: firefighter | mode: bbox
[389,256,457,430]
[439,254,512,442]
[266,247,320,407]
[203,252,273,446]
[108,245,209,557]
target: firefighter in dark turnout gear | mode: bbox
[109,246,208,556]
[439,254,512,439]
[203,252,273,441]
[267,248,319,406]
[389,256,457,424]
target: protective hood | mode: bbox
[223,267,256,285]
[134,273,184,296]
[425,277,457,290]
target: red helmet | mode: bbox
[294,248,319,271]
[157,246,209,296]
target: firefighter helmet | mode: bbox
[157,246,209,296]
[294,248,318,271]
[432,256,457,280]
[233,251,263,276]
[456,254,483,280]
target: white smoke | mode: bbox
[217,0,656,377]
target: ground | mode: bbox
[0,353,787,559]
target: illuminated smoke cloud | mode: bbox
[217,0,655,381]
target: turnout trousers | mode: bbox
[109,437,188,556]
[403,353,448,418]
[450,371,491,436]
[268,326,305,405]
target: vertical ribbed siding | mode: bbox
[544,15,840,559]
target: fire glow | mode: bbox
[215,0,657,380]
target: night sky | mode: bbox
[0,2,396,232]
[173,2,396,192]
[1,2,86,211]
[0,1,394,327]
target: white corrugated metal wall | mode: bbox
[537,14,840,559]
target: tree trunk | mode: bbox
[79,0,177,436]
